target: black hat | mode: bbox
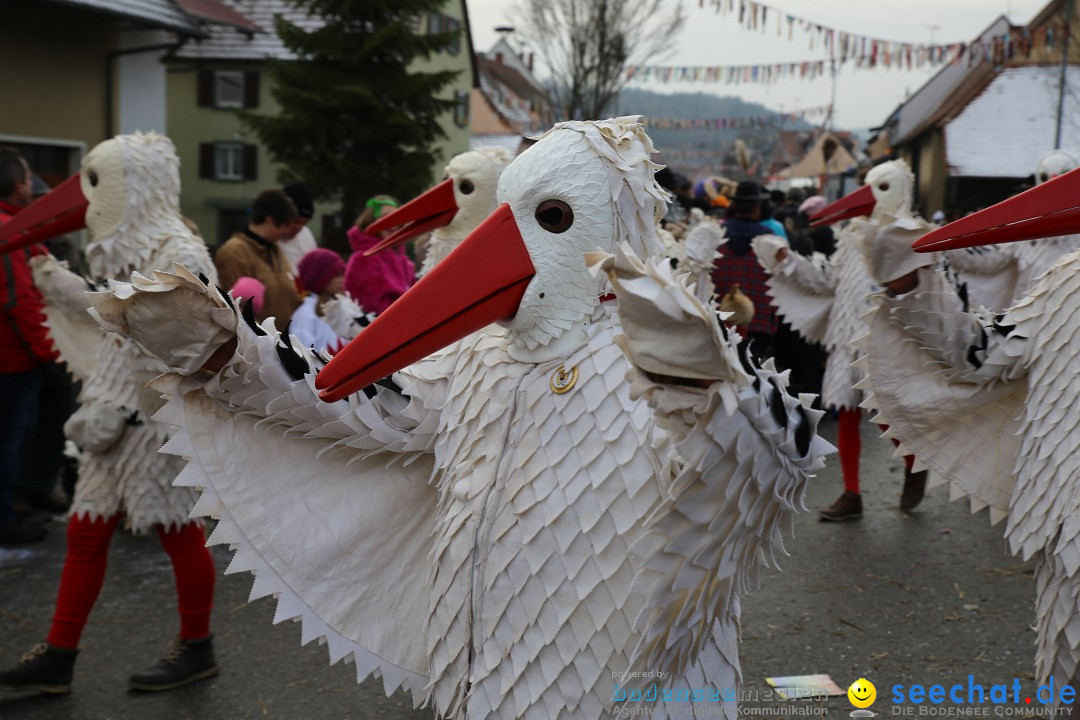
[732,180,768,202]
[282,181,314,218]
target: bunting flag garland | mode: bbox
[642,105,831,129]
[628,61,829,85]
[689,0,1065,76]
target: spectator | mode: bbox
[799,195,837,256]
[231,276,266,321]
[214,189,302,331]
[15,172,77,516]
[0,147,55,543]
[279,182,318,274]
[713,181,780,360]
[343,195,415,314]
[291,249,347,352]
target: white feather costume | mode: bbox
[32,133,216,532]
[90,118,832,719]
[858,250,1080,691]
[752,161,919,410]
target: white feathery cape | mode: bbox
[90,118,832,719]
[34,133,216,532]
[858,249,1080,690]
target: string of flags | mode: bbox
[679,0,1069,79]
[642,105,831,129]
[628,61,829,85]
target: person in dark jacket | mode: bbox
[0,147,55,543]
[713,181,778,360]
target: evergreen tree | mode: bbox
[242,0,461,237]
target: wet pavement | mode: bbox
[0,418,1050,719]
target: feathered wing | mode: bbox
[944,245,1019,312]
[30,254,103,381]
[1003,251,1080,569]
[754,238,836,346]
[89,268,446,700]
[627,360,832,687]
[588,245,833,689]
[857,267,1025,524]
[320,291,375,340]
[981,251,1080,691]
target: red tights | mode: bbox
[47,514,215,650]
[836,407,915,495]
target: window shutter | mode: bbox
[243,71,260,108]
[242,145,257,180]
[197,70,214,107]
[199,143,214,179]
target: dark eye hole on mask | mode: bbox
[88,170,99,187]
[459,179,474,195]
[535,199,573,233]
[878,182,889,192]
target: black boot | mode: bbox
[901,469,928,511]
[129,636,218,691]
[0,643,78,694]
[819,490,863,521]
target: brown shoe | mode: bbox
[900,469,928,511]
[819,490,863,521]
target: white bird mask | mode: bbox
[364,148,513,276]
[1036,149,1079,185]
[0,132,189,280]
[808,159,915,227]
[317,117,669,400]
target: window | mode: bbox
[214,143,244,180]
[214,71,245,108]
[453,90,469,128]
[426,13,462,55]
[199,142,257,181]
[197,70,260,109]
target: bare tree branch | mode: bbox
[512,0,685,120]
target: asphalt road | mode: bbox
[0,418,1053,719]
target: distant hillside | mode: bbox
[612,88,817,179]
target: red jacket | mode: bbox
[343,227,416,314]
[0,201,58,373]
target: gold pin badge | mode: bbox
[549,365,578,394]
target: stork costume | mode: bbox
[943,150,1080,311]
[752,160,930,520]
[89,118,832,720]
[0,134,218,694]
[857,168,1080,696]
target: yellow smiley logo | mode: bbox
[848,678,877,708]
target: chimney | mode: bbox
[528,53,534,72]
[495,52,504,64]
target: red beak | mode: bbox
[0,175,88,255]
[808,184,876,227]
[363,179,458,256]
[316,203,534,401]
[914,168,1080,252]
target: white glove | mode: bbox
[65,402,126,453]
[88,263,238,375]
[853,214,940,284]
[751,234,789,273]
[586,243,749,387]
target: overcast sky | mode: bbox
[467,0,1051,130]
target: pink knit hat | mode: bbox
[232,276,266,316]
[298,249,345,293]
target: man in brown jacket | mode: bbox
[215,189,302,330]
